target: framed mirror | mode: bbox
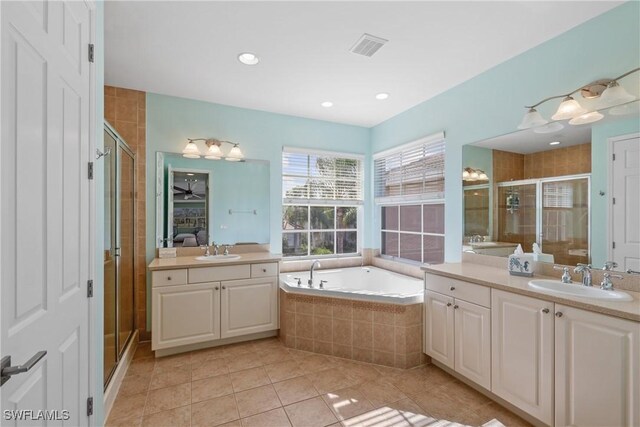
[156,152,270,248]
[462,102,639,273]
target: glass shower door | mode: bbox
[497,183,537,250]
[541,177,590,265]
[103,129,117,384]
[118,146,135,355]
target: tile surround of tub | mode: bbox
[461,252,640,292]
[279,290,425,369]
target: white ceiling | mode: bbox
[105,1,621,127]
[472,124,593,154]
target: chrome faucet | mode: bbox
[601,272,623,290]
[212,242,219,256]
[553,265,572,284]
[602,261,618,271]
[202,244,211,257]
[223,245,233,256]
[309,260,321,287]
[574,264,593,287]
[469,234,483,243]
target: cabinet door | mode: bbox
[152,282,221,350]
[555,305,640,427]
[491,289,554,425]
[220,277,278,339]
[454,299,491,390]
[424,290,455,369]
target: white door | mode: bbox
[152,282,221,350]
[491,290,554,426]
[424,290,454,369]
[1,1,93,425]
[454,299,491,390]
[220,278,278,339]
[555,305,640,427]
[611,135,640,272]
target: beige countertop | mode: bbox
[423,263,640,322]
[148,252,281,271]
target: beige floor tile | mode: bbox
[127,357,156,377]
[471,402,533,427]
[224,342,256,357]
[141,405,190,427]
[226,353,263,373]
[341,398,437,427]
[217,422,242,427]
[273,376,319,406]
[192,374,234,403]
[241,407,292,427]
[133,342,153,360]
[340,363,380,385]
[297,354,331,374]
[260,347,294,365]
[230,367,271,392]
[264,359,303,383]
[322,387,375,421]
[284,397,338,427]
[191,346,227,364]
[192,394,239,427]
[119,374,151,396]
[411,381,489,423]
[235,384,282,418]
[306,368,355,394]
[105,413,142,427]
[356,378,407,408]
[144,383,191,415]
[155,353,192,370]
[150,364,191,390]
[192,358,229,381]
[108,392,147,422]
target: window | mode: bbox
[282,148,363,258]
[374,132,446,264]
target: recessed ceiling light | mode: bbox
[238,52,259,65]
[376,93,389,100]
[550,141,561,146]
[321,101,333,108]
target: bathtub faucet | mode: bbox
[309,260,321,287]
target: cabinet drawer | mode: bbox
[425,273,490,308]
[152,269,187,287]
[189,264,251,284]
[251,263,278,278]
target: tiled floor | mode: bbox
[106,338,531,427]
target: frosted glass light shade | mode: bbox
[225,145,244,162]
[478,172,488,181]
[568,111,604,125]
[518,108,548,129]
[599,81,636,109]
[205,144,223,160]
[182,140,201,158]
[533,122,564,134]
[552,96,587,120]
[462,170,470,179]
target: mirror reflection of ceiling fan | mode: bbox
[173,179,203,200]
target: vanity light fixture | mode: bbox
[517,67,639,130]
[182,138,245,161]
[238,52,259,65]
[463,167,488,181]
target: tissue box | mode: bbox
[508,254,534,277]
[159,247,177,258]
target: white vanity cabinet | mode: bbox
[151,261,279,352]
[424,274,491,390]
[554,304,640,427]
[491,289,554,426]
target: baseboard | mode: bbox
[154,330,278,357]
[103,330,139,420]
[431,360,547,427]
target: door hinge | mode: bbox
[87,280,93,298]
[86,397,93,416]
[613,241,616,249]
[613,197,616,205]
[612,153,616,161]
[88,162,94,180]
[88,44,94,63]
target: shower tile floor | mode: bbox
[106,338,531,427]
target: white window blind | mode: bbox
[282,148,364,204]
[374,132,445,202]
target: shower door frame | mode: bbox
[104,121,137,388]
[497,173,591,262]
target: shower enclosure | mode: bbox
[497,174,590,265]
[103,122,136,387]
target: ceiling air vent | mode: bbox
[350,33,388,57]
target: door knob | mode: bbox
[449,286,455,291]
[446,302,452,307]
[542,308,550,314]
[453,305,459,309]
[215,286,219,290]
[555,312,563,317]
[1,351,47,386]
[222,285,226,290]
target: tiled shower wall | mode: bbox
[105,86,148,340]
[279,290,425,369]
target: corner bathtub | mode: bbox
[279,266,423,304]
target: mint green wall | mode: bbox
[94,1,105,424]
[591,117,640,266]
[146,94,371,327]
[370,2,640,262]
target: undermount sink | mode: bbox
[528,279,633,302]
[195,254,241,261]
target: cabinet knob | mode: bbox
[215,286,219,290]
[542,308,550,314]
[453,305,459,309]
[167,276,172,281]
[555,311,563,317]
[449,286,455,291]
[446,302,452,307]
[262,268,267,273]
[222,285,226,290]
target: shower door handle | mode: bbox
[114,247,121,257]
